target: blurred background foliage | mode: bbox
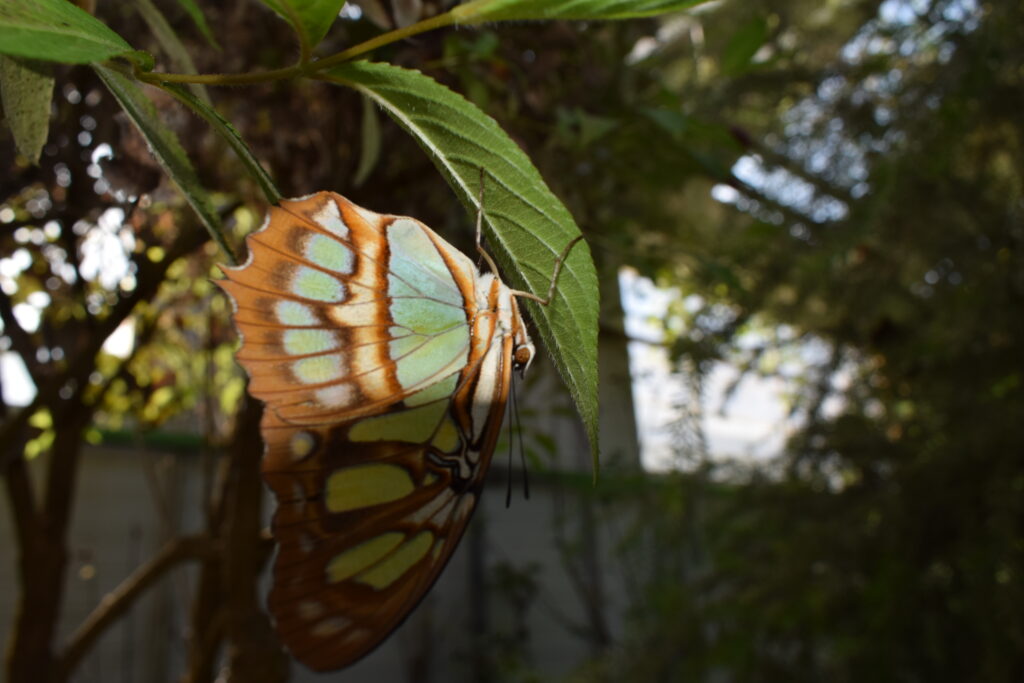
[2,0,1022,680]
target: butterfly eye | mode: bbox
[513,345,533,371]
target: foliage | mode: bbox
[562,0,1024,680]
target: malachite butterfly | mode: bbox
[219,191,580,671]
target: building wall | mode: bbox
[0,277,641,682]
[0,444,205,683]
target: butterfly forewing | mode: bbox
[220,192,525,671]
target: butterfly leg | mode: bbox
[474,167,503,277]
[508,234,585,306]
[474,167,585,306]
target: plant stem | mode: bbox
[138,12,457,87]
[313,12,456,71]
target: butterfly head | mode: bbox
[484,272,536,379]
[509,296,535,378]
[513,338,535,378]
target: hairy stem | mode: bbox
[138,12,456,87]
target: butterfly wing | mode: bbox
[222,193,480,423]
[220,193,519,671]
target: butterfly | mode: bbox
[219,190,580,671]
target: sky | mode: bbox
[619,268,792,470]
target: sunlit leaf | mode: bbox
[256,0,346,53]
[0,55,53,164]
[0,0,147,66]
[27,408,52,430]
[24,428,54,460]
[452,0,714,22]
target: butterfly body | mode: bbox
[220,192,533,671]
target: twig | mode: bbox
[57,534,220,677]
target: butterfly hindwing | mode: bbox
[221,192,528,671]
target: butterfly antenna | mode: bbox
[505,383,514,508]
[511,370,530,500]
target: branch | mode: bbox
[752,143,857,208]
[3,455,39,554]
[57,534,219,677]
[598,322,666,347]
[728,171,822,229]
[0,292,42,382]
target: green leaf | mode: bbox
[162,83,282,205]
[575,108,619,148]
[352,93,381,186]
[640,107,692,140]
[136,0,211,104]
[0,0,140,65]
[452,0,714,22]
[555,108,618,149]
[174,0,221,49]
[256,0,346,54]
[722,17,768,75]
[94,65,234,263]
[0,56,53,164]
[324,61,601,472]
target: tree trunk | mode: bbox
[6,410,88,683]
[222,396,289,683]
